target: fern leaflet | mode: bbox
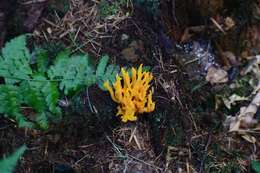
[0,145,26,173]
[0,85,33,128]
[0,35,32,84]
[96,55,119,90]
[48,52,96,95]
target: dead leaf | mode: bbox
[227,91,260,132]
[223,94,248,109]
[224,17,235,30]
[206,66,228,84]
[242,135,256,143]
[241,55,260,76]
[228,117,241,132]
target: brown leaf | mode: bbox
[206,66,228,84]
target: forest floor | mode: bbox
[0,0,259,173]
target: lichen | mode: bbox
[104,64,155,122]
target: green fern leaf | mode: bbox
[0,36,61,129]
[0,35,32,84]
[0,35,122,129]
[42,82,61,115]
[0,85,33,128]
[105,64,120,83]
[20,81,45,112]
[96,56,119,90]
[15,113,33,128]
[35,112,49,130]
[0,145,26,173]
[252,160,260,173]
[21,76,60,129]
[48,53,95,95]
[96,55,109,77]
[29,74,61,115]
[0,85,21,114]
[28,74,47,89]
[34,48,49,74]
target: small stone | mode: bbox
[121,34,129,41]
[47,27,52,34]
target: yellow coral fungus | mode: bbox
[104,64,155,122]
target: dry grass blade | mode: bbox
[36,0,130,57]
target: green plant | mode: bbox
[252,160,260,173]
[98,0,128,18]
[0,35,61,129]
[0,145,26,173]
[0,35,119,129]
[96,55,119,90]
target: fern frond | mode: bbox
[96,55,109,77]
[0,35,121,130]
[20,81,45,112]
[0,145,26,173]
[0,85,33,128]
[96,56,119,90]
[20,77,60,129]
[0,35,32,84]
[34,48,49,74]
[42,82,61,115]
[48,53,95,95]
[35,112,49,130]
[14,112,33,128]
[29,74,61,115]
[0,85,20,114]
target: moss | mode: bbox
[98,0,127,18]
